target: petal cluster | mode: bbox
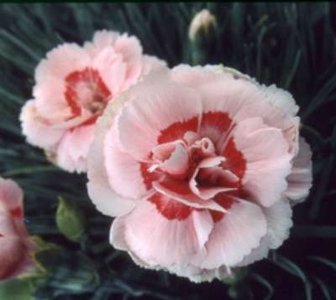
[20,30,166,173]
[87,65,313,282]
[0,177,36,281]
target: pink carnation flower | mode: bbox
[0,177,36,281]
[87,65,312,282]
[20,30,166,173]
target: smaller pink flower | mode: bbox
[20,30,166,173]
[0,177,36,281]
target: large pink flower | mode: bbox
[0,177,36,281]
[20,30,166,173]
[87,65,312,282]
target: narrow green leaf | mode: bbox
[312,276,333,300]
[309,126,336,219]
[284,49,302,89]
[1,165,60,177]
[0,29,41,62]
[0,85,25,105]
[302,72,336,120]
[250,273,273,300]
[308,256,336,272]
[270,254,312,300]
[256,25,267,80]
[300,124,325,148]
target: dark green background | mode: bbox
[0,3,335,300]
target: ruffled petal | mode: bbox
[172,65,300,154]
[166,264,230,283]
[151,141,189,176]
[35,43,90,82]
[33,77,71,122]
[56,124,96,173]
[114,34,143,88]
[192,199,267,268]
[116,70,202,160]
[110,199,214,267]
[84,30,120,56]
[259,83,299,118]
[172,65,298,119]
[141,55,167,76]
[93,48,126,97]
[238,199,292,266]
[87,102,136,217]
[189,156,237,200]
[232,118,292,207]
[104,124,148,199]
[171,64,223,88]
[20,100,65,149]
[153,181,227,213]
[286,138,313,203]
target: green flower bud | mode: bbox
[56,197,86,242]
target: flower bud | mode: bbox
[56,197,86,242]
[188,9,217,65]
[188,9,217,42]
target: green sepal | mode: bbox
[56,196,86,242]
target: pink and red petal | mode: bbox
[192,199,267,268]
[232,118,292,207]
[116,70,202,160]
[35,43,91,83]
[0,178,23,216]
[110,200,213,267]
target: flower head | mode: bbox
[87,65,312,282]
[0,177,36,281]
[20,30,166,173]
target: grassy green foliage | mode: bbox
[0,3,335,299]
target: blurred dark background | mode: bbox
[0,3,335,300]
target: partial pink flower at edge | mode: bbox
[87,65,313,282]
[20,30,167,173]
[0,177,36,281]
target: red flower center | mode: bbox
[64,68,111,124]
[141,112,247,221]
